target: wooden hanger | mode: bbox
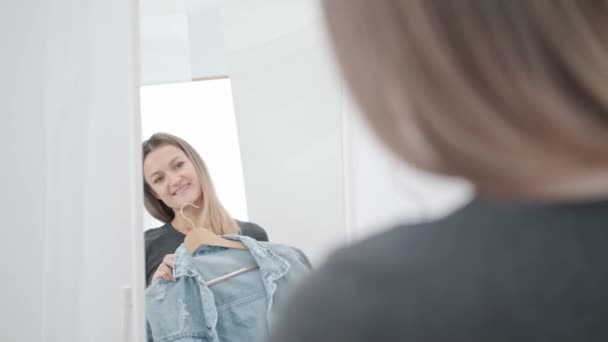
[180,203,247,254]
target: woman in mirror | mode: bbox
[142,132,268,286]
[269,1,608,341]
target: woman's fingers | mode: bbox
[163,254,175,268]
[154,266,170,281]
[153,256,175,281]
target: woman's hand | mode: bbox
[152,254,175,281]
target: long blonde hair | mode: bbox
[142,132,240,235]
[322,0,608,196]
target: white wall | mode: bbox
[140,14,192,85]
[1,2,47,340]
[345,96,473,239]
[140,0,228,84]
[1,0,144,341]
[221,1,348,264]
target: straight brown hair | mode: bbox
[322,0,608,196]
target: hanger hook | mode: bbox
[180,203,200,230]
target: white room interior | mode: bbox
[2,1,471,341]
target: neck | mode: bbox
[533,169,608,201]
[492,167,608,202]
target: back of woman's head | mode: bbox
[142,132,239,235]
[322,0,608,197]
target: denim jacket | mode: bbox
[145,235,311,342]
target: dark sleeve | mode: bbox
[144,226,182,287]
[144,231,152,284]
[268,250,383,342]
[144,231,158,287]
[237,220,269,241]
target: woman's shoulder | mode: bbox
[266,222,435,340]
[236,220,269,241]
[144,223,173,244]
[267,217,476,341]
[270,198,608,340]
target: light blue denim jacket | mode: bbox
[145,235,311,342]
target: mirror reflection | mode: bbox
[139,1,469,341]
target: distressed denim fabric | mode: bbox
[145,235,311,342]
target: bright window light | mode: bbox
[140,78,248,230]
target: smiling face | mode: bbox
[143,144,203,210]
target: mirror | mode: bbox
[140,0,471,261]
[139,0,471,340]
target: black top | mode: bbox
[269,197,608,341]
[144,220,268,285]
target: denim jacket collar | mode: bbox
[172,234,291,286]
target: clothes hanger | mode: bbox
[181,203,247,254]
[180,203,258,287]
